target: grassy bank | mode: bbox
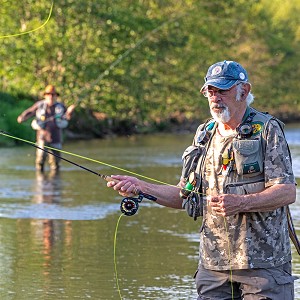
[1,92,299,147]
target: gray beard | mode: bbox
[210,106,231,123]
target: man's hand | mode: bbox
[208,194,242,216]
[67,104,76,113]
[106,175,141,197]
[65,104,76,119]
[17,116,23,123]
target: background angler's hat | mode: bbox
[200,60,249,92]
[44,84,59,96]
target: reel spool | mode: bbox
[120,197,139,216]
[120,192,157,216]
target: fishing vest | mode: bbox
[181,107,300,255]
[181,107,286,215]
[31,101,68,130]
[219,107,271,195]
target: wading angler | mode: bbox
[107,60,298,300]
[17,85,76,172]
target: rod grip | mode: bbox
[104,176,139,195]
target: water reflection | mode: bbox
[34,170,62,204]
[31,170,73,282]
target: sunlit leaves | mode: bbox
[0,0,299,131]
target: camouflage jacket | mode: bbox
[191,107,295,270]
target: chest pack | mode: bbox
[31,101,68,130]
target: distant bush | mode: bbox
[0,93,35,146]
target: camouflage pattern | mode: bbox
[191,107,295,271]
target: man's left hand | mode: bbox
[208,194,242,216]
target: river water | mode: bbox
[0,127,299,300]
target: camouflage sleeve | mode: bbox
[264,120,295,187]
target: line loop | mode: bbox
[0,1,54,39]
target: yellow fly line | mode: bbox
[0,3,236,297]
[0,131,176,187]
[0,1,54,39]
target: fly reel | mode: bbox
[120,192,157,216]
[120,197,139,216]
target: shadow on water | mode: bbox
[0,131,299,299]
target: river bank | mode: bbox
[65,108,300,140]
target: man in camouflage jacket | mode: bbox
[107,61,297,300]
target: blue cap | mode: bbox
[200,60,248,92]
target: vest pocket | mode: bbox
[225,180,265,195]
[233,139,263,177]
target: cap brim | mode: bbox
[200,79,239,92]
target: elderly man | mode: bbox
[17,85,75,172]
[107,60,297,299]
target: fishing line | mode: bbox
[0,3,236,297]
[223,218,234,300]
[1,130,235,298]
[94,13,188,83]
[0,130,209,206]
[0,1,54,39]
[114,214,124,300]
[0,130,181,189]
[61,11,189,105]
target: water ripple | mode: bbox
[0,203,119,220]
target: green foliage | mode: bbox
[0,93,35,145]
[0,0,299,140]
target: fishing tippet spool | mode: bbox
[236,123,253,139]
[236,111,256,139]
[180,172,196,199]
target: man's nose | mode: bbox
[209,94,221,102]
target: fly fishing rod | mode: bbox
[0,130,157,216]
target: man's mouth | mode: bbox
[211,105,226,111]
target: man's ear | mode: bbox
[242,83,251,100]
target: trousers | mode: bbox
[195,262,297,300]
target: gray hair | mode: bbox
[236,83,254,105]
